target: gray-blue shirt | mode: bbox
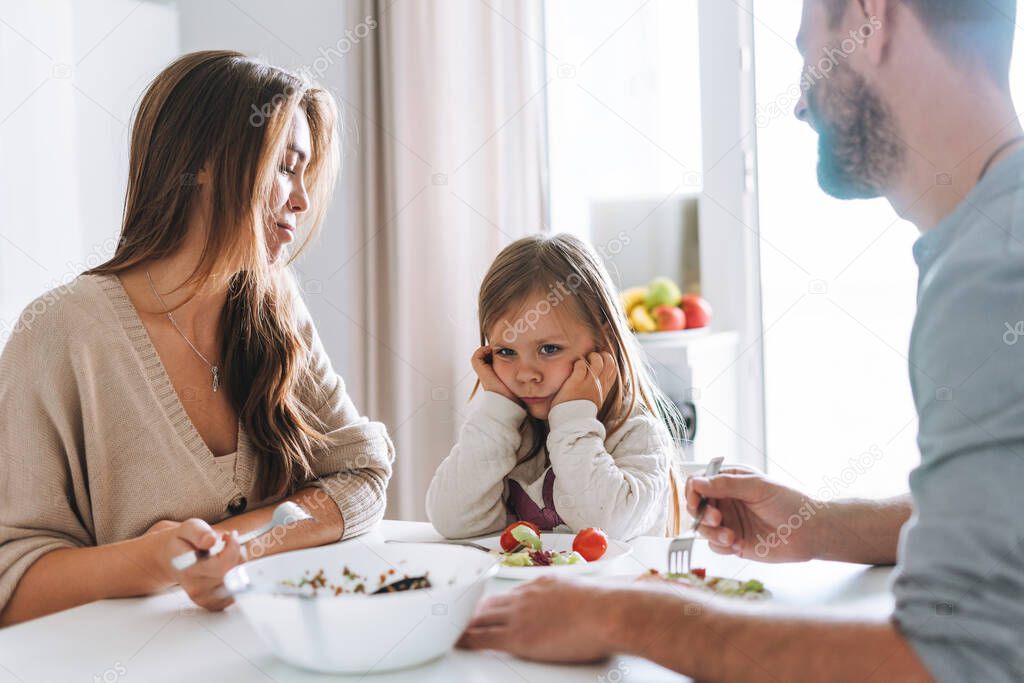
[892,147,1024,681]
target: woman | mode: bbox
[0,50,394,625]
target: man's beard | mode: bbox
[808,62,906,200]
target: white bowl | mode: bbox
[223,540,498,674]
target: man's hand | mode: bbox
[458,565,932,681]
[686,466,820,562]
[458,575,618,663]
[551,351,618,409]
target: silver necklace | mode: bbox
[145,269,220,392]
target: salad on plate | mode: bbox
[646,568,771,599]
[496,522,609,567]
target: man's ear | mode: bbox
[856,0,891,67]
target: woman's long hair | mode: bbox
[87,50,340,502]
[473,234,690,535]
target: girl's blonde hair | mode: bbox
[87,50,341,502]
[472,233,689,535]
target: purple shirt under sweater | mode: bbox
[506,468,565,530]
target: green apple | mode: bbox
[645,277,682,309]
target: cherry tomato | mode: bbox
[500,521,541,552]
[691,567,707,579]
[572,527,609,561]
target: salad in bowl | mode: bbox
[222,541,498,674]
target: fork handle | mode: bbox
[690,457,725,531]
[236,520,276,545]
[385,540,493,557]
[171,535,227,571]
[170,520,276,572]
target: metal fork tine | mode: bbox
[665,458,724,575]
[666,535,694,575]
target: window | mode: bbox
[753,1,919,497]
[753,2,1024,497]
[543,0,704,238]
[544,2,768,468]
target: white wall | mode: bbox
[1,1,368,409]
[0,0,178,346]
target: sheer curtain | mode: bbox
[339,0,550,520]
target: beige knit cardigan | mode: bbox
[0,273,394,611]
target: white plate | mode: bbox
[475,532,633,580]
[634,327,711,344]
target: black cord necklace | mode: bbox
[977,135,1024,183]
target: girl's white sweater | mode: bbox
[426,391,674,540]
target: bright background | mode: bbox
[3,0,1024,507]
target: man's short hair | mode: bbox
[824,0,1017,84]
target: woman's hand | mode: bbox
[471,346,518,402]
[143,519,181,536]
[551,351,618,409]
[685,466,818,562]
[145,518,248,611]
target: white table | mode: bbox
[0,520,895,682]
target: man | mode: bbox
[457,1,1024,680]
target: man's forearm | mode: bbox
[604,585,932,682]
[810,494,912,565]
[213,486,345,558]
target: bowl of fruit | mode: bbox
[621,276,712,339]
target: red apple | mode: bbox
[652,304,686,331]
[680,295,712,329]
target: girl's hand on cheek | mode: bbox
[552,352,618,409]
[471,346,519,403]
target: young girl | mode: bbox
[426,234,687,540]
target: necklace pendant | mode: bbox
[212,366,220,392]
